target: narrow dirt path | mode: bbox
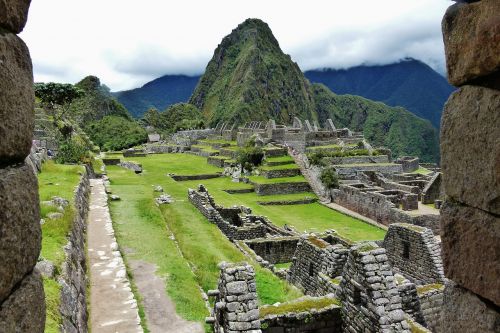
[129,260,204,333]
[87,179,143,333]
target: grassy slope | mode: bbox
[106,154,302,328]
[38,161,85,332]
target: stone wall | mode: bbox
[333,184,440,233]
[323,155,390,165]
[188,186,267,240]
[333,163,403,179]
[417,286,444,332]
[383,223,444,285]
[211,262,261,333]
[245,237,299,264]
[395,157,419,173]
[421,173,443,204]
[0,1,46,331]
[338,243,410,332]
[172,128,215,145]
[288,237,348,296]
[260,295,342,333]
[208,156,228,168]
[59,171,91,332]
[253,181,311,196]
[118,161,142,173]
[261,168,300,179]
[439,1,500,330]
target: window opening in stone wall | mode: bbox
[309,262,314,276]
[265,242,271,254]
[353,287,362,306]
[402,241,410,259]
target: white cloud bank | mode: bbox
[20,0,451,91]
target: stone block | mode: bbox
[442,0,500,86]
[0,163,40,303]
[441,201,500,306]
[441,86,500,215]
[0,32,34,162]
[440,282,500,333]
[0,0,31,33]
[0,269,45,332]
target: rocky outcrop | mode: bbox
[442,0,500,87]
[440,0,500,330]
[0,0,31,33]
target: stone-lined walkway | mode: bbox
[87,179,142,333]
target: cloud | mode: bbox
[20,0,451,91]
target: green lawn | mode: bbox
[106,154,302,329]
[38,161,85,333]
[264,155,294,163]
[412,167,433,175]
[259,164,299,171]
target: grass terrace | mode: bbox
[264,155,294,163]
[412,167,433,175]
[38,161,85,333]
[259,164,300,171]
[259,296,340,318]
[105,154,303,330]
[248,175,307,184]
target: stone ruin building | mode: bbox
[189,185,448,332]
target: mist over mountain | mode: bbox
[305,59,454,128]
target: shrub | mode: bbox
[56,139,88,164]
[320,167,339,189]
[236,138,264,171]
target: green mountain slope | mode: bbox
[312,84,439,162]
[189,18,440,162]
[189,19,316,125]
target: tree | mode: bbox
[320,167,339,189]
[34,82,83,108]
[236,137,264,172]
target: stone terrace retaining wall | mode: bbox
[207,156,228,168]
[261,168,300,179]
[60,171,91,332]
[383,223,444,285]
[118,161,142,173]
[0,2,46,330]
[323,155,390,165]
[171,173,221,181]
[245,237,299,264]
[253,182,311,196]
[334,163,403,179]
[188,186,267,241]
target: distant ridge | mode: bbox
[113,74,200,118]
[305,59,454,128]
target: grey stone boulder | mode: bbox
[109,195,121,201]
[0,269,46,332]
[35,260,56,278]
[155,194,173,205]
[441,86,500,215]
[442,0,500,87]
[47,212,64,220]
[0,32,34,162]
[0,0,31,33]
[0,163,40,304]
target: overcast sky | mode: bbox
[20,0,452,91]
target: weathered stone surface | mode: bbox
[0,0,31,33]
[0,32,34,162]
[442,0,500,86]
[441,86,500,215]
[0,269,45,332]
[441,201,500,306]
[0,163,40,303]
[440,282,500,333]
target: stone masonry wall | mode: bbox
[0,1,46,331]
[245,237,299,264]
[383,223,444,285]
[212,262,261,333]
[338,243,410,333]
[59,171,91,332]
[418,287,444,332]
[188,186,267,240]
[439,1,500,331]
[253,182,311,196]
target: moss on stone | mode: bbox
[308,236,329,249]
[416,283,444,295]
[259,296,340,318]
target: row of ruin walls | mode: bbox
[332,184,440,233]
[323,155,390,165]
[261,168,300,179]
[188,187,267,240]
[333,164,404,179]
[59,170,91,332]
[0,1,46,330]
[395,157,419,173]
